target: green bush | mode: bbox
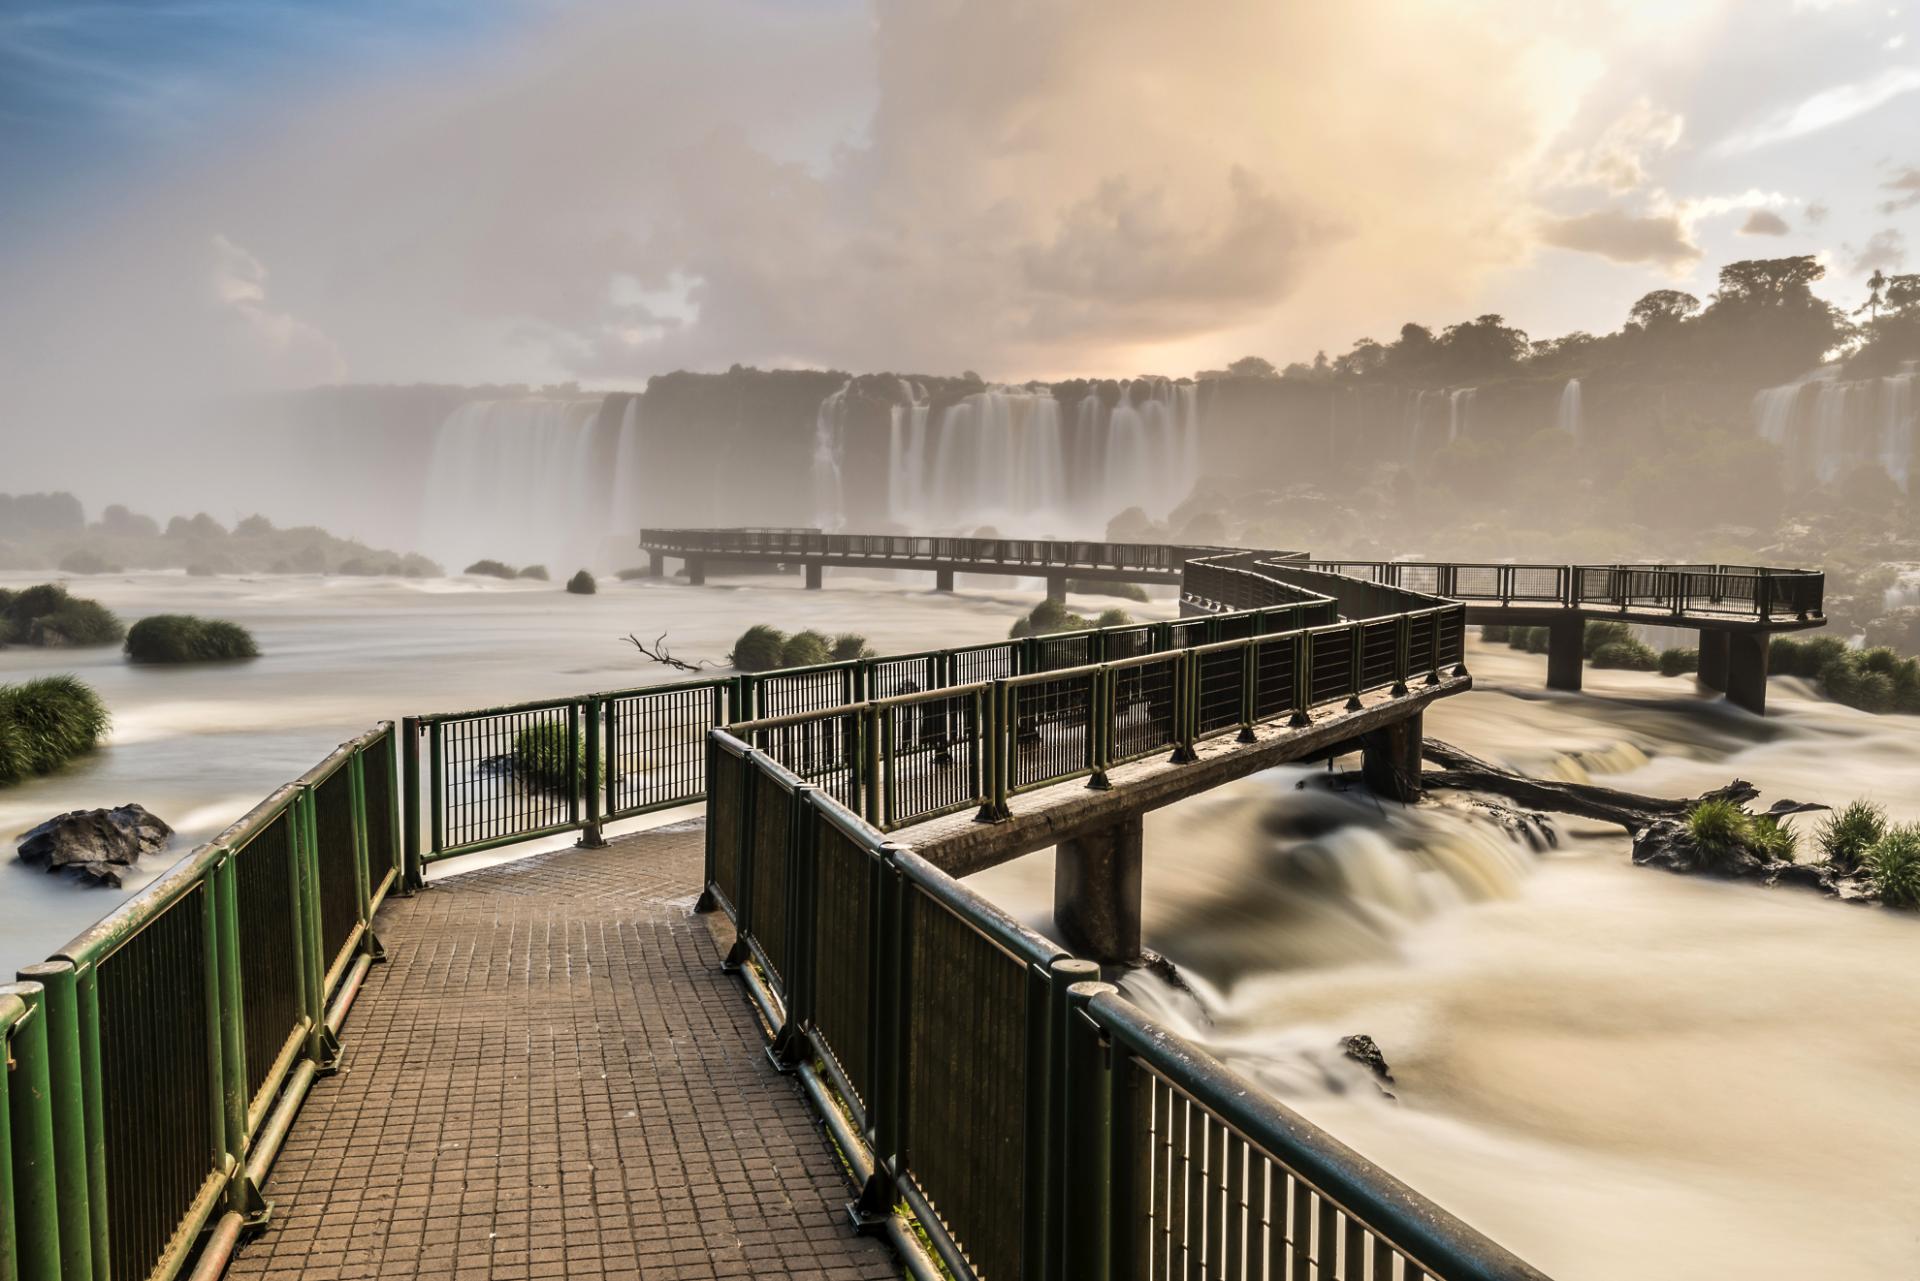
[615,567,650,581]
[1067,578,1148,602]
[830,633,874,661]
[1771,636,1920,715]
[0,675,109,783]
[1659,647,1698,677]
[1011,599,1091,639]
[1094,608,1134,629]
[566,569,596,595]
[1591,639,1659,671]
[781,630,832,669]
[1817,800,1887,871]
[0,583,124,647]
[511,723,587,793]
[1864,825,1920,909]
[729,624,787,672]
[517,565,549,581]
[1686,798,1751,869]
[57,548,120,575]
[1583,620,1634,658]
[125,615,259,663]
[1769,635,1847,678]
[464,559,516,579]
[1480,624,1511,643]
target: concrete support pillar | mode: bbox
[1726,632,1770,716]
[1360,711,1423,803]
[805,562,823,590]
[647,550,665,577]
[1697,629,1730,692]
[1046,572,1068,603]
[685,557,706,586]
[935,567,955,593]
[1546,617,1584,693]
[1054,812,1143,965]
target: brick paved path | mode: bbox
[227,821,898,1280]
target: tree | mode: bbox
[1858,269,1888,320]
[1711,256,1825,307]
[1627,290,1700,329]
[1226,355,1278,378]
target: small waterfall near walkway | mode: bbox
[1448,387,1476,442]
[813,380,853,530]
[419,396,643,572]
[1754,362,1918,490]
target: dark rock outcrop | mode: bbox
[17,804,172,887]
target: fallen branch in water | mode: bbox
[624,631,718,673]
[1419,737,1758,832]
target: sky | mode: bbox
[0,0,1916,407]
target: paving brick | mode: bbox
[227,825,896,1280]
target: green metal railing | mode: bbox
[702,733,1549,1281]
[1307,560,1825,622]
[2,725,398,1281]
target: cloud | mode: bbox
[1716,65,1920,154]
[1538,206,1700,267]
[1738,209,1792,235]
[1553,98,1685,193]
[208,233,346,386]
[1848,228,1908,274]
[1882,166,1920,213]
[1805,200,1830,224]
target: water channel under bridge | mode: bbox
[1,534,1827,1281]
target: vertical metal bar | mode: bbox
[199,877,229,1212]
[0,997,17,1281]
[295,791,327,1063]
[3,982,61,1281]
[1346,625,1365,710]
[13,963,91,1281]
[426,721,445,862]
[1291,632,1312,726]
[1062,982,1114,1276]
[214,855,250,1213]
[347,752,371,936]
[402,716,423,890]
[71,969,106,1279]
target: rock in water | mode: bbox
[1340,1034,1396,1085]
[17,804,173,887]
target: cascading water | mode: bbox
[419,396,641,571]
[1753,362,1918,490]
[1557,378,1583,441]
[882,378,1199,533]
[812,380,852,530]
[1448,387,1476,442]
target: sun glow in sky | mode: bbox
[0,0,1915,401]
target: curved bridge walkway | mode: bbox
[227,824,896,1281]
[639,529,1826,715]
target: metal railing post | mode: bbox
[3,981,62,1281]
[13,962,91,1281]
[213,853,263,1221]
[1291,631,1313,727]
[579,699,605,848]
[769,785,818,1070]
[400,716,424,893]
[1347,624,1365,710]
[1043,958,1100,1281]
[295,790,337,1072]
[1090,667,1112,788]
[861,708,882,827]
[1239,641,1258,741]
[347,751,374,946]
[1393,613,1411,696]
[1062,980,1117,1276]
[426,721,445,870]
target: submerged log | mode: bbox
[1419,738,1758,832]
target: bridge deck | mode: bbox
[226,824,892,1281]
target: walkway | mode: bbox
[225,823,896,1281]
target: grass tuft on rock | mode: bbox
[1685,798,1750,867]
[1658,647,1698,677]
[1591,638,1659,671]
[830,633,874,661]
[1864,825,1920,909]
[1,583,125,647]
[1817,799,1886,872]
[464,559,516,579]
[566,569,597,595]
[0,675,109,784]
[125,614,259,663]
[511,722,592,793]
[781,630,832,669]
[517,565,549,581]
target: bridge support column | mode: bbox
[1697,630,1729,692]
[684,557,706,586]
[1046,572,1068,603]
[1360,712,1423,803]
[935,567,954,593]
[1054,812,1143,965]
[647,550,665,578]
[1726,632,1770,716]
[1546,618,1584,693]
[805,563,823,590]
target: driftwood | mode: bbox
[624,631,717,672]
[1420,738,1758,831]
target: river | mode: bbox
[4,572,1916,1276]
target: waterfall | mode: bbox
[1752,362,1919,490]
[419,396,625,572]
[812,379,852,530]
[1403,388,1448,460]
[887,380,932,525]
[1557,379,1583,441]
[1103,379,1199,525]
[1448,387,1476,442]
[923,386,1069,528]
[607,396,647,533]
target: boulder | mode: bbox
[1340,1034,1395,1084]
[17,804,172,887]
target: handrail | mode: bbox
[702,725,1550,1280]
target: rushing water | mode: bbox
[967,639,1920,1280]
[1754,362,1918,491]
